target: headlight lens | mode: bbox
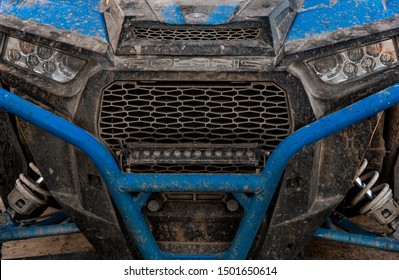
[3,37,85,83]
[308,39,398,84]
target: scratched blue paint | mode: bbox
[0,0,108,41]
[161,5,185,24]
[1,84,399,259]
[205,4,239,24]
[160,4,239,25]
[287,0,399,42]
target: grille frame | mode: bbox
[98,80,292,172]
[115,22,274,56]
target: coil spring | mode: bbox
[18,162,50,203]
[352,159,399,230]
[8,162,51,215]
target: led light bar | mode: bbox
[2,37,85,83]
[122,144,263,166]
[308,39,398,84]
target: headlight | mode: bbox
[2,37,85,83]
[307,39,398,84]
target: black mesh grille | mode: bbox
[99,81,291,172]
[131,27,260,41]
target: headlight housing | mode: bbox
[307,39,398,85]
[2,36,86,83]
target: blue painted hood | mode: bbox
[144,0,248,24]
[0,0,108,41]
[288,0,399,42]
[1,0,399,53]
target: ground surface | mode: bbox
[303,238,399,260]
[2,232,399,259]
[1,197,399,259]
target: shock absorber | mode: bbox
[7,162,50,216]
[352,159,399,231]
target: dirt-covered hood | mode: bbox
[139,0,301,25]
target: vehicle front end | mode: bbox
[0,0,399,259]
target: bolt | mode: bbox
[287,177,304,189]
[226,199,239,212]
[0,214,8,225]
[147,200,161,212]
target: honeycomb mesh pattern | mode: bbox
[131,27,260,41]
[99,81,291,172]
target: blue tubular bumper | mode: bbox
[1,84,399,259]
